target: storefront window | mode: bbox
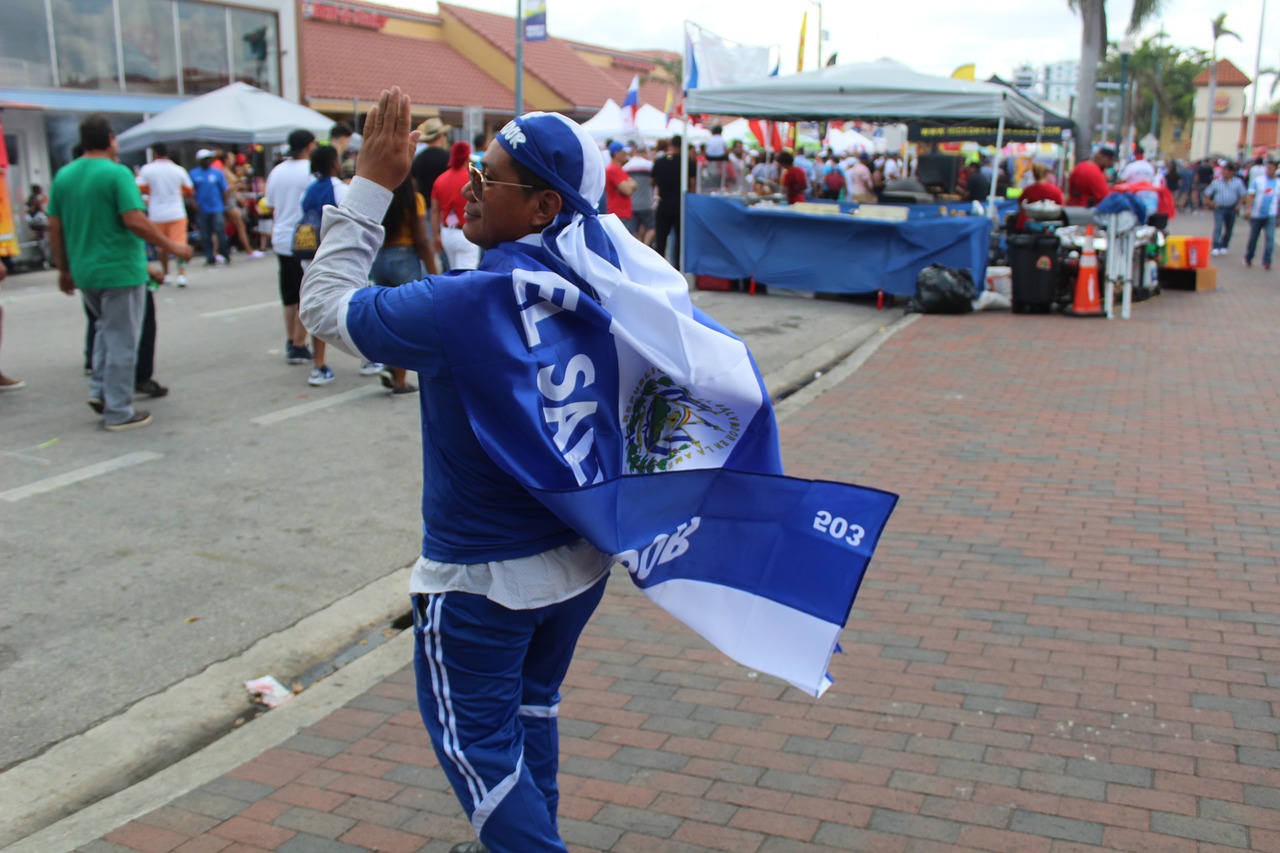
[230,8,279,94]
[120,0,179,94]
[178,0,229,94]
[0,0,55,88]
[52,0,120,90]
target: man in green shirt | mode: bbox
[48,114,192,430]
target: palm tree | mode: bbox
[1067,0,1164,154]
[1203,12,1241,158]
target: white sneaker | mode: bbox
[162,274,174,286]
[176,274,188,287]
[359,361,386,376]
[248,250,265,259]
[308,365,335,386]
[215,254,228,264]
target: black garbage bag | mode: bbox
[906,264,976,314]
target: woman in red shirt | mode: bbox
[1015,163,1066,231]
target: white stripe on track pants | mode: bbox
[412,576,607,853]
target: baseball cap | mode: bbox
[196,148,215,160]
[608,141,629,157]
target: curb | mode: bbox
[0,566,413,849]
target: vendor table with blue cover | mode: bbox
[685,195,993,296]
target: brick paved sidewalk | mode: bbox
[83,239,1278,852]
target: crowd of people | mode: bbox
[8,105,1277,430]
[1067,147,1277,268]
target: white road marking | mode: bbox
[1,451,163,503]
[251,385,383,426]
[200,301,278,319]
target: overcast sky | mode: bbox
[382,0,1275,104]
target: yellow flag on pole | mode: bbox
[797,11,808,72]
[951,63,976,80]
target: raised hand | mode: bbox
[355,87,421,192]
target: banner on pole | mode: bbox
[524,0,547,42]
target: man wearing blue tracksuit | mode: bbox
[300,89,617,853]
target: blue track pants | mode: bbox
[412,575,608,853]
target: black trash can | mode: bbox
[1008,233,1061,313]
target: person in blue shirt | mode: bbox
[301,89,613,853]
[189,149,230,266]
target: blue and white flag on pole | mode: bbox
[436,113,898,697]
[620,75,640,133]
[683,21,776,91]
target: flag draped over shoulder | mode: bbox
[433,113,898,698]
[432,223,897,697]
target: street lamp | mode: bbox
[1117,36,1134,160]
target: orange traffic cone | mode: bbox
[1066,224,1104,317]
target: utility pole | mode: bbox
[514,0,524,117]
[1150,26,1167,139]
[1246,0,1269,155]
[1118,37,1134,161]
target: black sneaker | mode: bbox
[135,379,169,398]
[104,411,152,431]
[88,398,104,415]
[285,343,314,365]
[391,383,418,396]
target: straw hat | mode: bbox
[416,115,452,142]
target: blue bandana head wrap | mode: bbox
[494,112,604,219]
[492,111,686,309]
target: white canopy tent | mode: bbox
[116,82,335,152]
[684,58,1048,127]
[825,127,879,155]
[581,100,710,144]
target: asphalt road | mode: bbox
[0,257,889,772]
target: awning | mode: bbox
[0,88,188,116]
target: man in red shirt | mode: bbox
[605,141,637,234]
[431,141,480,270]
[778,151,807,204]
[1067,146,1115,207]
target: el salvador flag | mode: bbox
[621,75,640,133]
[433,212,898,698]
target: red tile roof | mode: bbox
[1193,59,1250,87]
[302,19,514,111]
[439,3,670,112]
[1239,114,1278,150]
